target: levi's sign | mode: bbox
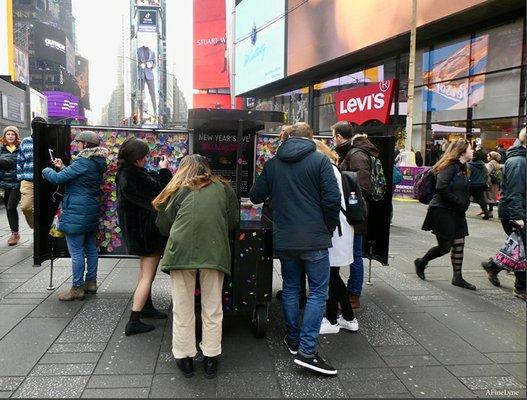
[335,79,396,125]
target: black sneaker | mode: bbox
[125,320,155,336]
[140,307,168,319]
[176,357,194,378]
[283,335,298,355]
[203,356,218,379]
[294,353,337,375]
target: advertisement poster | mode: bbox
[193,131,254,197]
[138,9,157,32]
[75,56,90,110]
[134,0,160,7]
[193,0,229,89]
[65,37,75,76]
[70,128,189,254]
[32,22,67,67]
[14,45,29,84]
[234,0,285,95]
[393,166,430,199]
[43,91,80,118]
[136,31,158,125]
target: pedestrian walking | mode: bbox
[482,128,526,301]
[314,140,358,335]
[333,122,380,309]
[0,126,22,245]
[250,122,341,375]
[414,138,476,290]
[42,131,108,301]
[116,137,172,336]
[468,149,490,219]
[483,151,503,218]
[153,155,239,379]
[17,117,46,229]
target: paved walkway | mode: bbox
[0,202,525,398]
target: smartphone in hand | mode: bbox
[48,149,55,161]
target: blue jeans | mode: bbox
[65,232,98,288]
[277,249,330,357]
[347,234,364,296]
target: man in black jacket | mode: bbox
[250,122,341,375]
[482,127,526,300]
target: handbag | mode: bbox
[493,230,527,272]
[49,203,65,238]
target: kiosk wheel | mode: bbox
[251,303,268,338]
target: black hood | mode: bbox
[469,160,485,170]
[506,140,526,159]
[277,137,316,163]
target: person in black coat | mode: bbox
[414,138,476,290]
[116,138,172,336]
[468,150,490,219]
[0,126,21,246]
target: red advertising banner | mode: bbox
[193,0,229,89]
[193,93,242,109]
[335,80,396,125]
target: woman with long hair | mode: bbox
[153,154,239,379]
[0,126,22,245]
[414,138,476,290]
[116,137,172,336]
[314,140,358,335]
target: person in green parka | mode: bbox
[153,154,239,379]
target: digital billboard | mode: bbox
[0,0,14,78]
[32,22,67,67]
[75,55,90,110]
[287,0,487,77]
[193,0,229,89]
[43,91,80,118]
[65,37,75,75]
[136,31,159,125]
[14,45,29,84]
[134,0,160,7]
[234,0,285,95]
[138,9,157,32]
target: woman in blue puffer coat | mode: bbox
[42,131,108,301]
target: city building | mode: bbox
[234,0,526,165]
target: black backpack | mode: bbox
[339,170,368,227]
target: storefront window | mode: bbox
[423,36,471,84]
[472,19,524,74]
[472,117,522,152]
[426,78,469,122]
[469,68,521,120]
[424,121,467,165]
[314,103,337,135]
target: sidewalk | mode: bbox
[0,202,525,398]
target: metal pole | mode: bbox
[47,243,55,291]
[235,119,243,199]
[366,242,373,286]
[405,0,417,152]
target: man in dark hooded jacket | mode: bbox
[250,122,341,375]
[333,122,379,309]
[482,127,526,301]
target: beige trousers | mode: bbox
[20,181,34,229]
[170,269,224,359]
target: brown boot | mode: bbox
[349,294,361,309]
[7,232,20,246]
[58,287,85,301]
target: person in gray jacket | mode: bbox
[482,128,526,301]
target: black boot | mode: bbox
[203,356,218,379]
[125,311,155,336]
[452,274,476,290]
[140,296,168,319]
[481,259,500,287]
[176,357,194,378]
[414,258,426,280]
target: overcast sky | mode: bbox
[72,0,193,123]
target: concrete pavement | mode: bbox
[0,201,525,398]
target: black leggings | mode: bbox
[470,186,488,215]
[326,267,354,324]
[421,235,465,275]
[2,188,20,233]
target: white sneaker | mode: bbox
[337,316,359,332]
[319,317,340,334]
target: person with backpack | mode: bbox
[314,140,359,335]
[250,122,341,376]
[468,149,490,220]
[414,138,476,290]
[483,151,503,218]
[333,122,382,309]
[482,128,526,301]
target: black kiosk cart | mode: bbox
[188,109,285,337]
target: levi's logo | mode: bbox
[335,79,396,125]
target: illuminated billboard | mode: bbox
[33,22,67,67]
[136,31,158,125]
[234,0,285,95]
[43,91,80,118]
[193,0,229,89]
[0,0,14,78]
[14,45,29,84]
[75,56,90,110]
[134,0,160,7]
